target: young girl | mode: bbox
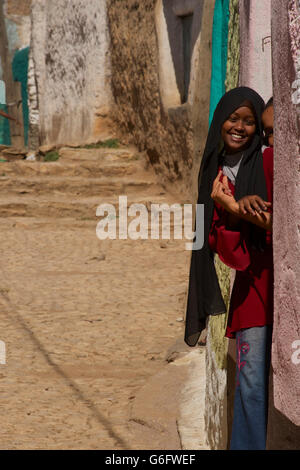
[184,87,273,450]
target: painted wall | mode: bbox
[12,47,29,145]
[0,0,31,146]
[0,80,10,145]
[209,0,229,124]
[0,104,11,145]
[267,0,300,448]
[239,0,272,102]
[29,0,113,148]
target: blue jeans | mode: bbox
[230,326,272,450]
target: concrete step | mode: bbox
[0,157,143,178]
[0,194,176,219]
[58,146,139,162]
[0,174,163,197]
[0,146,186,223]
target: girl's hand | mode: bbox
[211,171,234,206]
[211,172,240,226]
[238,195,272,216]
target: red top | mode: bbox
[208,147,274,338]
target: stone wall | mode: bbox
[29,0,113,148]
[225,0,239,91]
[107,0,214,199]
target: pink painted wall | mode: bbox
[236,0,300,446]
[239,0,272,102]
[271,0,300,428]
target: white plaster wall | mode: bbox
[155,0,185,109]
[239,0,273,102]
[4,14,31,51]
[27,43,40,150]
[188,32,202,106]
[0,0,31,79]
[30,0,112,146]
[177,348,210,450]
[0,80,5,103]
[27,0,46,150]
[3,0,30,53]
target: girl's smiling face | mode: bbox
[221,106,257,154]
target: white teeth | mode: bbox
[231,134,244,139]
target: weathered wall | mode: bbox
[205,257,230,450]
[239,0,272,102]
[108,0,214,199]
[268,0,300,446]
[12,46,29,145]
[189,0,216,202]
[0,0,31,71]
[0,0,31,146]
[29,0,113,148]
[5,0,31,18]
[225,0,239,91]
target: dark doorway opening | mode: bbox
[181,14,193,103]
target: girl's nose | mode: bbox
[234,119,245,131]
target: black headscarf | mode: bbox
[184,87,267,347]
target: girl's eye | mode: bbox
[228,117,255,125]
[264,130,273,137]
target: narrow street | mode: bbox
[0,144,203,449]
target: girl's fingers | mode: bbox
[212,170,223,189]
[239,201,247,215]
[244,199,256,216]
[252,200,264,213]
[254,196,268,212]
[253,196,271,212]
[224,188,233,196]
[237,195,272,218]
[211,181,223,199]
[213,181,222,192]
[223,175,229,190]
[222,175,232,196]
